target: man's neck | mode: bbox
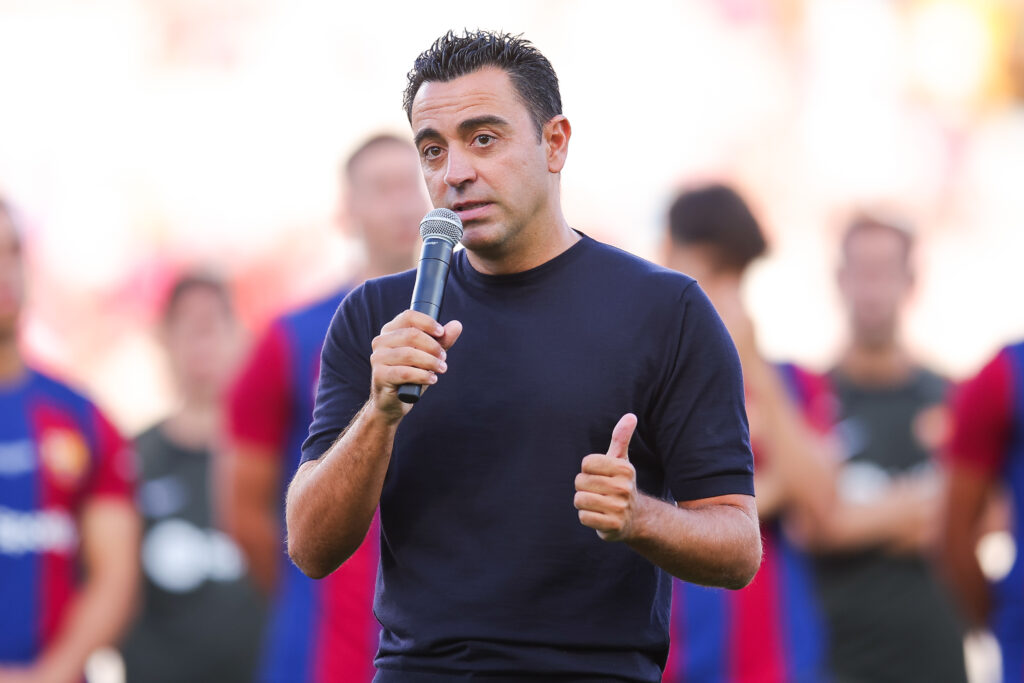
[0,337,24,385]
[838,341,914,386]
[466,212,578,276]
[162,399,219,451]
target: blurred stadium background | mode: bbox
[0,0,1022,439]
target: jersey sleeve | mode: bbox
[947,349,1014,475]
[226,321,292,456]
[650,282,755,502]
[86,406,135,500]
[301,286,374,464]
[786,364,836,435]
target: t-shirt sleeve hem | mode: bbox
[300,435,333,465]
[670,473,755,503]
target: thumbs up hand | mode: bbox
[574,413,642,542]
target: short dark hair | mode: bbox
[163,271,233,325]
[841,212,914,264]
[667,184,767,273]
[403,30,562,138]
[343,133,413,181]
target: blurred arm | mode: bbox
[805,474,939,553]
[221,444,283,595]
[940,350,1013,626]
[743,357,836,524]
[33,500,140,683]
[942,465,993,627]
[221,322,292,594]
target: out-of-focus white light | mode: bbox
[977,530,1015,582]
[909,0,993,105]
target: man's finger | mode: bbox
[439,320,463,350]
[580,454,633,477]
[381,309,445,337]
[607,413,637,460]
[575,472,631,495]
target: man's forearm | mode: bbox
[34,501,139,683]
[744,358,835,522]
[35,569,136,682]
[235,514,281,595]
[286,402,397,578]
[627,494,761,590]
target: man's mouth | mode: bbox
[451,201,492,220]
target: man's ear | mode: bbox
[544,115,571,174]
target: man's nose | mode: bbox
[444,146,476,188]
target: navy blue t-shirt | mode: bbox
[302,234,754,682]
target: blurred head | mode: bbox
[343,134,429,273]
[161,273,239,403]
[837,214,915,350]
[404,30,570,257]
[0,199,25,342]
[664,184,767,285]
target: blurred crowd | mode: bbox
[2,129,1022,683]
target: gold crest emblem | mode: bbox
[40,429,90,489]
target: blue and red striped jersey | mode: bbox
[0,368,134,664]
[664,363,830,683]
[228,288,380,683]
[949,341,1024,682]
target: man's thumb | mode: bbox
[607,413,637,460]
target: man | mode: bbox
[223,134,427,683]
[661,184,834,683]
[286,31,761,682]
[120,273,265,682]
[944,341,1024,680]
[813,214,966,682]
[0,198,139,683]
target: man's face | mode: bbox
[347,142,429,271]
[0,212,24,341]
[837,227,913,348]
[410,66,556,257]
[163,287,239,401]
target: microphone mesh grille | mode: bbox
[419,208,464,245]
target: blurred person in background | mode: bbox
[119,273,265,683]
[0,198,139,683]
[944,339,1024,680]
[661,184,835,683]
[812,214,966,682]
[222,133,428,683]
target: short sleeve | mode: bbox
[226,321,292,455]
[649,283,754,502]
[86,407,135,500]
[947,349,1014,475]
[301,287,374,463]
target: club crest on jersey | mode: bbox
[40,428,90,488]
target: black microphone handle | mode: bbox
[397,239,454,404]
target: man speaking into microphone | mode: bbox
[285,30,760,682]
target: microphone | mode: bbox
[397,208,464,404]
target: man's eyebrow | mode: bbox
[413,127,442,149]
[457,115,510,136]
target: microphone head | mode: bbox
[420,208,463,246]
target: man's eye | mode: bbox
[475,134,494,146]
[422,146,442,160]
